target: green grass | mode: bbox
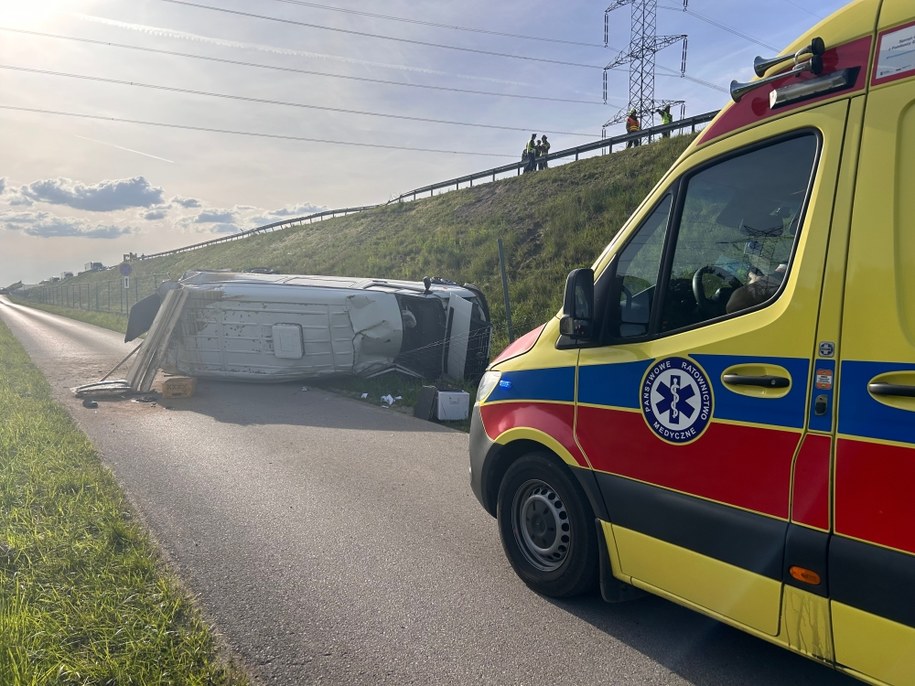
[0,321,248,685]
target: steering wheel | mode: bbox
[692,265,741,313]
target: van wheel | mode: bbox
[497,453,598,597]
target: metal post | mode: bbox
[497,238,515,342]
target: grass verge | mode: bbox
[0,319,248,685]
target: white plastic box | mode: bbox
[436,390,470,421]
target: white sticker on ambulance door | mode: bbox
[875,23,915,82]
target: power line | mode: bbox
[0,63,597,137]
[658,4,778,52]
[0,104,518,157]
[159,0,606,70]
[0,27,607,107]
[781,0,827,20]
[264,0,606,48]
[655,67,726,93]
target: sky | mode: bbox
[0,0,851,285]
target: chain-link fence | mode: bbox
[19,275,169,315]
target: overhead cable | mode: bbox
[0,27,607,106]
[0,64,597,137]
[158,0,604,70]
[658,4,779,52]
[0,104,517,157]
[263,0,606,48]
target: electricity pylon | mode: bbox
[603,0,687,135]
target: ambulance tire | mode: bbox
[497,453,599,598]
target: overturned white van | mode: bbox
[114,270,491,392]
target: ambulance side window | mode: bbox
[613,133,818,340]
[614,195,672,337]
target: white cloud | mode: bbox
[195,209,236,224]
[171,196,201,208]
[20,177,164,212]
[7,192,33,207]
[142,208,169,221]
[0,177,5,195]
[3,211,132,239]
[268,203,326,218]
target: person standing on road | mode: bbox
[625,110,641,148]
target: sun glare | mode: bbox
[0,0,75,28]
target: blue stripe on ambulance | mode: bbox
[691,354,809,429]
[578,354,808,429]
[838,360,915,445]
[485,366,575,403]
[490,355,813,430]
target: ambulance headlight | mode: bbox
[475,371,502,404]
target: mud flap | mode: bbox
[596,519,646,603]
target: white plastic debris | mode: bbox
[380,394,396,406]
[360,392,369,399]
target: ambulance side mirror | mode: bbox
[559,268,594,340]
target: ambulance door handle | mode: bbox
[868,382,915,398]
[723,373,790,388]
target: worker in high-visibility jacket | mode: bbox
[657,104,673,138]
[524,133,538,172]
[625,110,640,148]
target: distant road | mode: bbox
[0,296,856,685]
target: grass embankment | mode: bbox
[0,321,247,685]
[25,136,693,351]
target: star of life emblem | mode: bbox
[641,357,713,444]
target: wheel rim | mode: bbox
[512,479,571,572]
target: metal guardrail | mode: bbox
[138,110,718,263]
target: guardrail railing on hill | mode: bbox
[137,110,718,262]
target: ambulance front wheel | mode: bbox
[497,453,599,598]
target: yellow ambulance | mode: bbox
[469,1,915,682]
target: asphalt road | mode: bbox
[0,297,857,686]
